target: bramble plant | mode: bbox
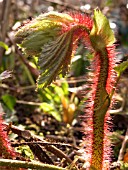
[14,8,128,170]
[15,9,117,170]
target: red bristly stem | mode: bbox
[0,113,16,159]
[83,45,116,169]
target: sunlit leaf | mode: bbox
[0,41,9,51]
[53,94,61,104]
[15,11,92,89]
[90,9,115,51]
[54,85,64,97]
[15,12,73,56]
[44,93,53,101]
[40,102,61,121]
[114,60,128,75]
[40,102,54,112]
[16,146,34,160]
[61,82,69,96]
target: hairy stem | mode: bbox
[91,50,111,169]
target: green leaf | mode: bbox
[40,102,54,112]
[42,87,55,101]
[50,111,61,122]
[15,11,93,89]
[53,94,61,104]
[16,12,74,88]
[54,85,64,97]
[15,12,73,56]
[37,31,73,88]
[16,11,91,89]
[61,82,69,96]
[1,94,16,111]
[44,92,53,101]
[16,146,34,160]
[0,41,8,51]
[114,60,128,75]
[40,102,61,121]
[90,9,115,51]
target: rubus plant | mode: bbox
[15,9,128,170]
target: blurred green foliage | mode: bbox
[1,94,16,111]
[38,81,79,124]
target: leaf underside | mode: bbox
[37,32,73,88]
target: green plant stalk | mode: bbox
[87,9,116,168]
[0,159,66,170]
[22,63,35,85]
[91,50,110,168]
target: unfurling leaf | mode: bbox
[90,9,115,51]
[15,12,74,56]
[15,11,92,88]
[37,31,73,88]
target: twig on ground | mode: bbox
[12,141,78,149]
[0,159,66,170]
[46,134,82,144]
[118,128,128,161]
[3,122,74,165]
[0,0,12,65]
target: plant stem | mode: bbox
[90,50,111,169]
[0,159,66,170]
